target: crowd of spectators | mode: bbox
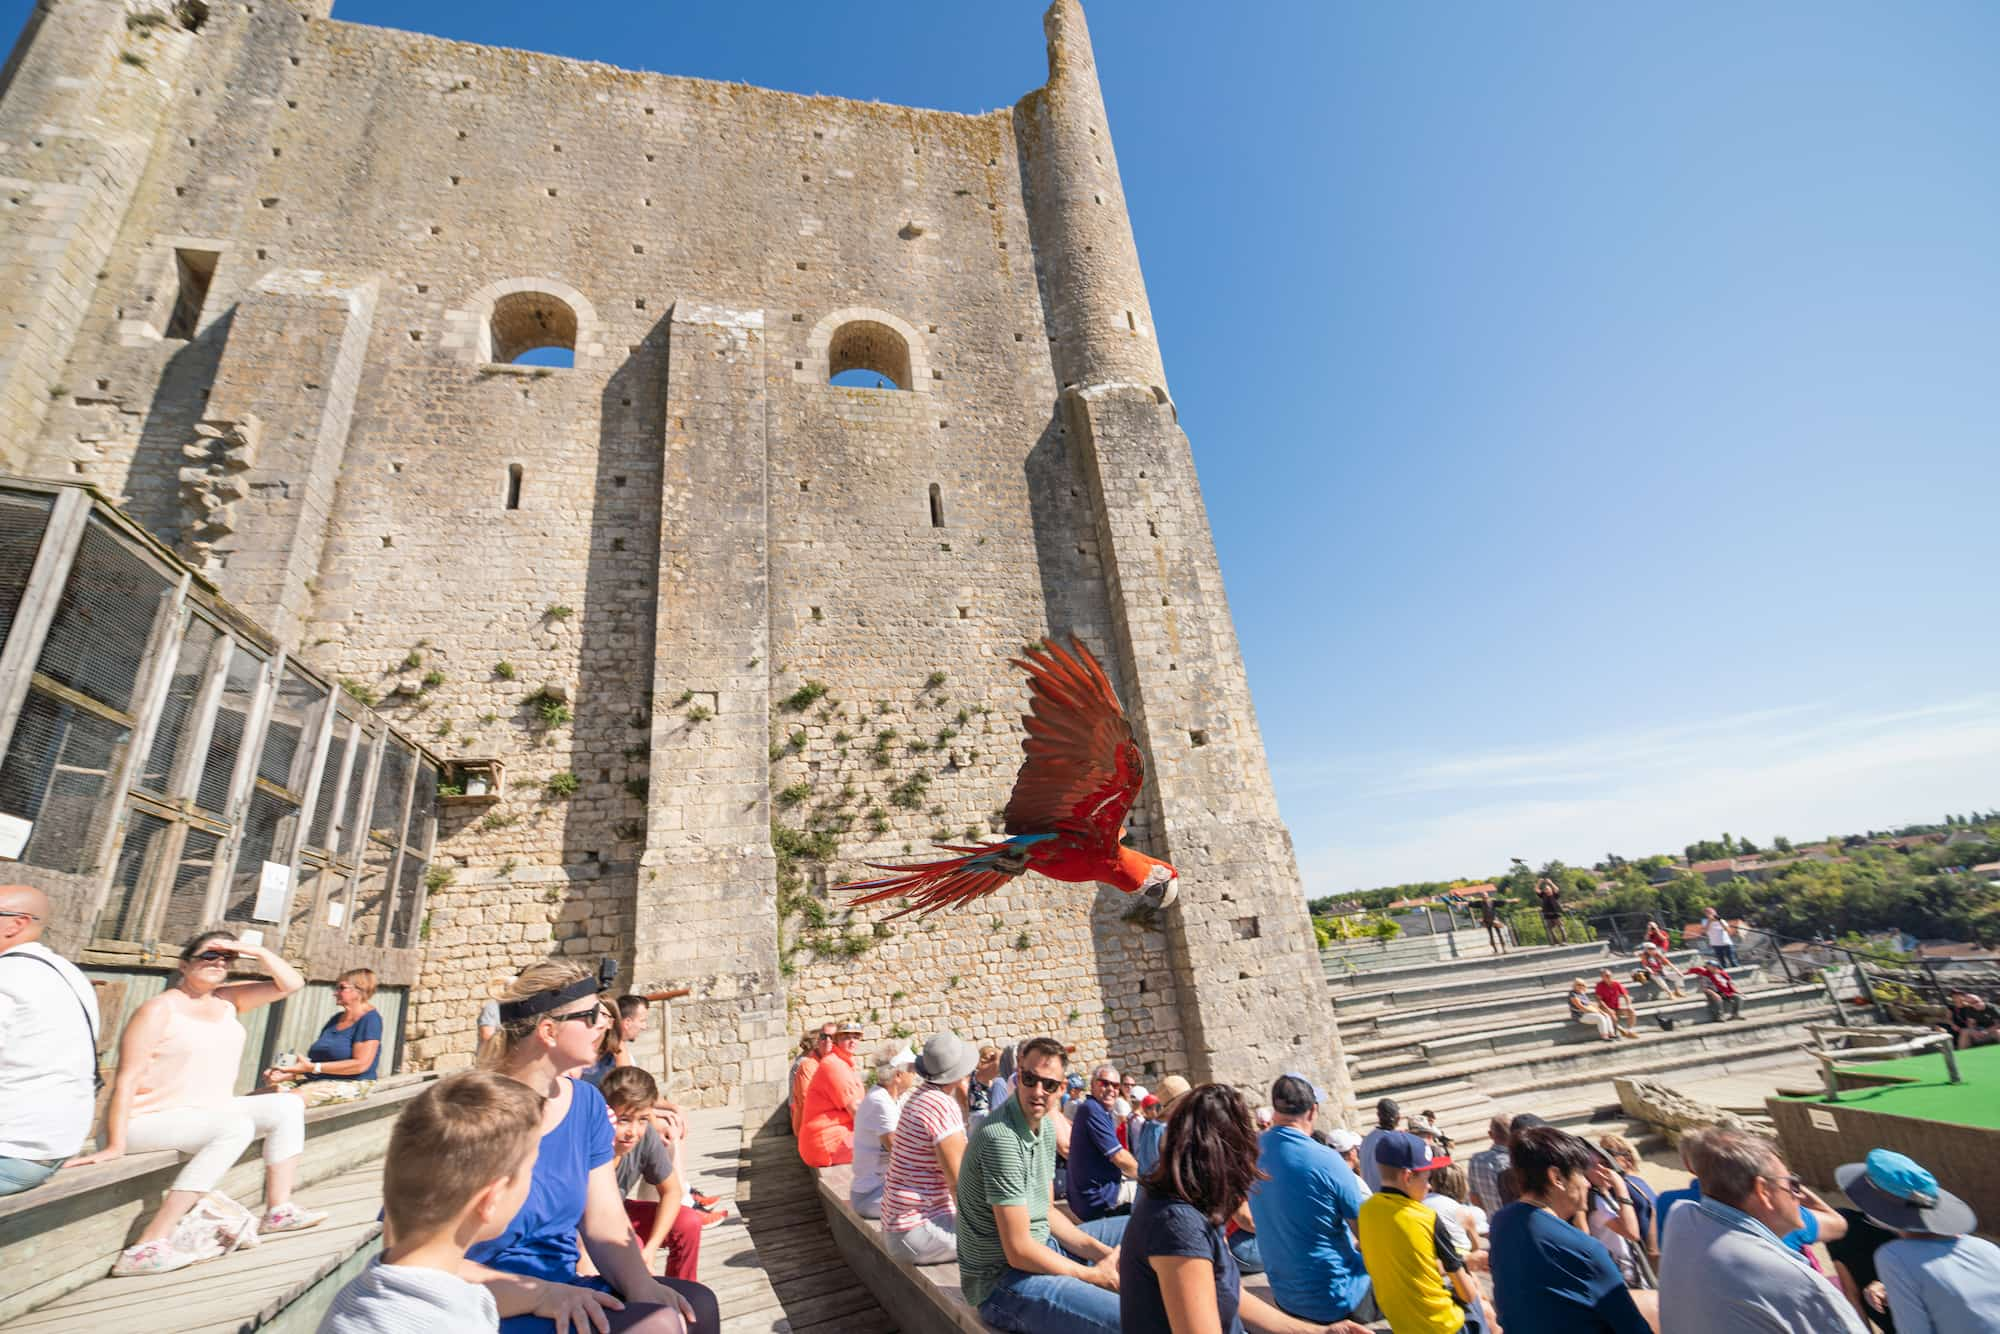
[769,1010,2000,1334]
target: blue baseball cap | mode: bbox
[1837,1149,1976,1235]
[1373,1130,1451,1171]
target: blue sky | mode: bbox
[15,2,1994,891]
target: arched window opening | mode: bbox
[488,290,578,366]
[928,483,944,528]
[505,463,523,510]
[827,319,911,390]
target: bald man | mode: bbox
[0,886,100,1194]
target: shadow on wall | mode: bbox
[131,308,232,544]
[553,311,673,985]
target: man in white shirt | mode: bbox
[1703,907,1740,968]
[0,885,101,1195]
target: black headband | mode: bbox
[498,958,618,1025]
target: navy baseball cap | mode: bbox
[1373,1130,1451,1171]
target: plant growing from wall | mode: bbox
[888,773,930,809]
[424,864,456,893]
[523,688,572,728]
[624,776,649,800]
[422,670,445,689]
[403,650,424,670]
[479,812,517,831]
[686,705,712,723]
[544,603,574,621]
[673,689,693,707]
[924,671,947,690]
[545,771,580,798]
[780,681,828,712]
[772,820,880,971]
[1013,931,1033,951]
[494,661,516,680]
[777,781,811,808]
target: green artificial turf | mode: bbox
[1789,1041,2000,1129]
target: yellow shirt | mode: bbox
[1357,1186,1466,1334]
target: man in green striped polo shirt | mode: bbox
[957,1034,1127,1332]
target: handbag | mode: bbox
[171,1191,262,1259]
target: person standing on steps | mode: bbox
[0,885,101,1197]
[1537,878,1568,944]
[1702,908,1740,969]
[1478,895,1508,955]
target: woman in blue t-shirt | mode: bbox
[464,960,719,1334]
[1118,1082,1368,1334]
[263,968,383,1107]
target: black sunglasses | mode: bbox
[1018,1071,1064,1094]
[190,949,235,963]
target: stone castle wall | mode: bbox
[0,0,1345,1108]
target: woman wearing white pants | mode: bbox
[67,929,326,1275]
[1568,979,1617,1041]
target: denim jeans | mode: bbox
[0,1154,62,1196]
[851,1179,882,1218]
[978,1216,1129,1334]
[1227,1227,1263,1273]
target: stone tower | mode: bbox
[0,0,1347,1109]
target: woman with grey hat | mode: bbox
[881,1033,975,1266]
[1839,1149,2000,1334]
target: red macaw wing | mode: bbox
[1001,637,1143,840]
[844,857,1021,920]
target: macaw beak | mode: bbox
[1140,863,1178,910]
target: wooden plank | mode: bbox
[0,485,89,757]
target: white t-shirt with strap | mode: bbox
[881,1083,963,1233]
[0,941,102,1159]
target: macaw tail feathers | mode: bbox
[836,840,1028,920]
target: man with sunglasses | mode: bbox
[1065,1063,1140,1221]
[0,885,100,1196]
[1658,1128,1867,1333]
[960,1035,1127,1334]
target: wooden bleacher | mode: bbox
[813,1162,987,1332]
[0,1073,436,1327]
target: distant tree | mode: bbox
[1772,835,1793,854]
[1737,837,1759,855]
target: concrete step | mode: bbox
[1441,1042,1823,1143]
[1352,1007,1813,1102]
[1326,937,1612,990]
[1342,951,1723,1039]
[1353,981,1825,1078]
[1332,950,1723,1029]
[1319,933,1460,973]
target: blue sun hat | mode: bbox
[1836,1149,1977,1235]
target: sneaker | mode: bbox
[691,1190,722,1208]
[696,1208,729,1228]
[112,1239,197,1277]
[261,1202,328,1234]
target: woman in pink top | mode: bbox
[69,929,325,1275]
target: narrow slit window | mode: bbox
[164,248,220,340]
[505,463,523,510]
[928,483,944,528]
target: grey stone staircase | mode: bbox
[1330,939,1831,1144]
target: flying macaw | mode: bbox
[837,637,1179,920]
